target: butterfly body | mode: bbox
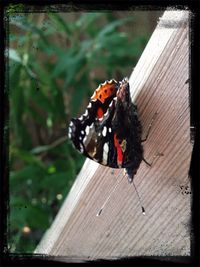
[68,78,143,183]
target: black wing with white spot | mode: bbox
[68,94,118,167]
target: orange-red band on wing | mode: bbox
[96,107,104,119]
[91,81,118,104]
[114,133,123,167]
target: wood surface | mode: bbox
[35,10,193,262]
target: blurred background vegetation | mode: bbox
[6,7,162,253]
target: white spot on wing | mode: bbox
[91,92,96,99]
[85,125,90,135]
[90,123,94,129]
[83,109,88,117]
[108,127,112,133]
[109,100,114,108]
[68,132,71,139]
[87,102,92,108]
[82,123,95,148]
[81,130,84,135]
[104,142,109,153]
[104,109,109,117]
[102,126,107,137]
[79,144,84,153]
[83,135,87,145]
[102,142,109,165]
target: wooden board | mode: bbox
[35,10,193,262]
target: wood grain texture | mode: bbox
[35,10,192,262]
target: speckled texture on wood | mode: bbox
[35,10,192,262]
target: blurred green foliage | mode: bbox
[7,9,156,253]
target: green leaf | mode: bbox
[96,17,133,39]
[48,13,72,35]
[76,13,103,30]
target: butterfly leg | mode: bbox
[141,112,158,142]
[124,151,163,182]
[142,152,164,167]
[141,112,163,166]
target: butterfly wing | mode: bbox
[68,80,119,166]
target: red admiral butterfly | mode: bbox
[68,77,145,183]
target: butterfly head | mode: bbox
[117,77,131,106]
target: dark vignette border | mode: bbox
[1,0,199,266]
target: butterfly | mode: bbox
[68,77,144,183]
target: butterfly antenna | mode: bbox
[132,181,146,215]
[96,174,124,217]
